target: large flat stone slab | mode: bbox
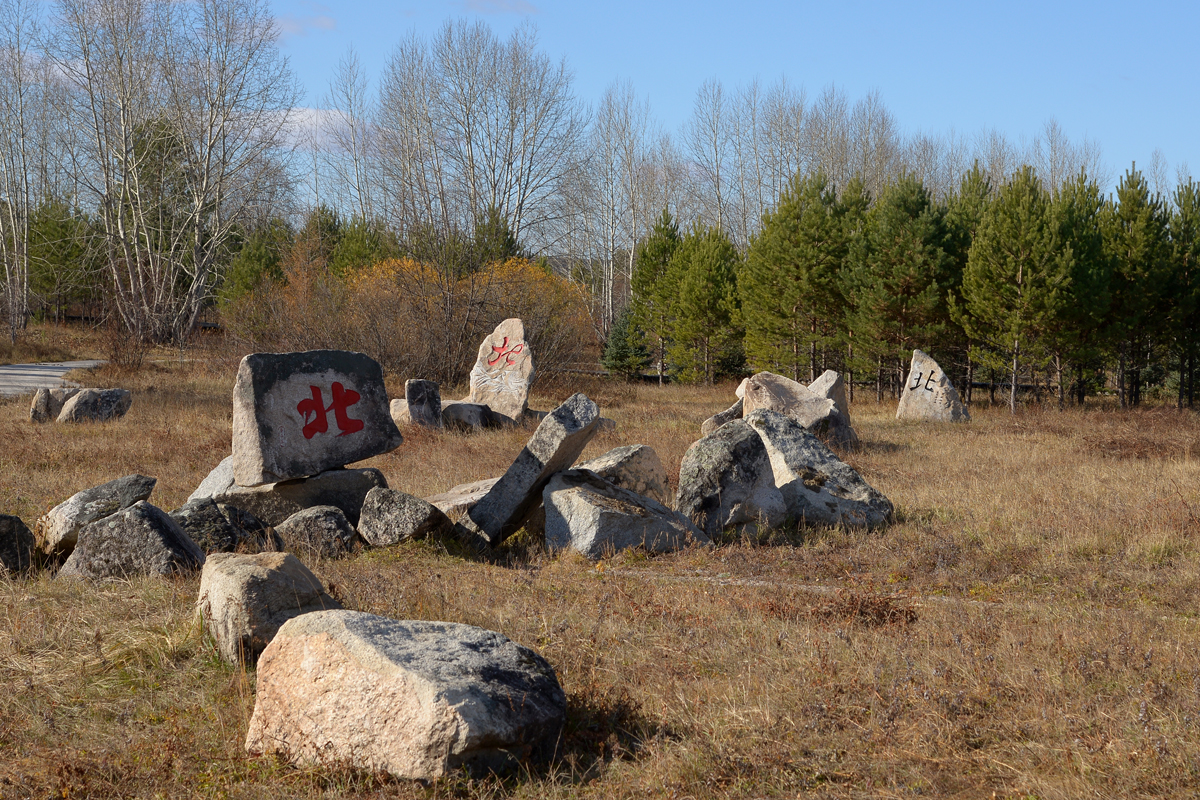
[424,478,500,521]
[209,467,387,527]
[232,350,403,486]
[245,611,566,779]
[465,318,534,422]
[897,349,970,422]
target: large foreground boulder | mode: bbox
[29,387,80,424]
[544,470,709,559]
[576,444,670,506]
[358,488,453,547]
[56,389,132,423]
[465,318,535,422]
[197,552,341,665]
[197,466,387,527]
[742,371,856,448]
[38,474,157,557]
[58,501,205,580]
[455,393,600,548]
[0,515,35,573]
[274,506,358,559]
[245,611,566,779]
[897,349,970,422]
[745,409,893,528]
[232,350,403,486]
[675,420,786,540]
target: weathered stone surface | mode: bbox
[56,388,131,423]
[38,474,157,557]
[577,444,670,506]
[218,504,283,552]
[745,409,893,528]
[425,478,500,521]
[897,349,970,422]
[58,501,205,580]
[735,377,750,399]
[359,488,453,547]
[544,470,709,559]
[232,350,403,487]
[465,318,535,422]
[210,467,387,527]
[454,393,600,547]
[701,398,743,437]
[675,420,786,540]
[188,456,235,503]
[741,371,856,448]
[809,370,851,426]
[442,401,508,431]
[0,515,35,573]
[170,498,241,554]
[405,380,442,428]
[245,611,565,780]
[197,552,340,665]
[30,387,80,423]
[274,506,358,559]
[389,398,411,426]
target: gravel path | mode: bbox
[0,360,106,397]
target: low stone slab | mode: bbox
[38,474,157,557]
[208,467,387,527]
[745,409,893,528]
[577,444,670,506]
[58,501,205,580]
[198,552,341,665]
[0,515,35,573]
[245,611,566,780]
[675,419,786,540]
[454,393,600,548]
[274,506,358,559]
[897,349,970,422]
[232,350,403,487]
[544,470,709,559]
[57,388,131,423]
[424,478,500,521]
[359,488,453,547]
[442,401,508,431]
[405,380,442,428]
[29,387,80,423]
[700,398,743,437]
[742,371,856,448]
[466,318,535,422]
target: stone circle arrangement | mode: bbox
[0,320,972,781]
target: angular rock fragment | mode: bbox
[465,318,535,422]
[188,456,235,503]
[170,497,242,554]
[197,552,340,665]
[358,487,453,547]
[896,349,970,422]
[274,506,358,559]
[544,470,709,559]
[809,369,851,426]
[245,611,566,780]
[56,388,132,423]
[0,515,35,573]
[441,401,508,431]
[454,393,600,547]
[675,419,786,540]
[38,474,157,557]
[424,478,500,521]
[57,501,205,580]
[29,387,80,423]
[577,444,670,506]
[232,350,403,486]
[741,371,856,448]
[700,398,743,437]
[745,409,892,528]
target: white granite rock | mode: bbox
[896,350,970,422]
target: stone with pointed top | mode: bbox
[896,350,969,422]
[465,318,534,422]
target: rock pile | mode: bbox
[30,387,131,423]
[700,370,857,447]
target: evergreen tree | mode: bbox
[630,209,681,384]
[601,305,650,380]
[330,217,393,276]
[668,224,740,384]
[219,218,292,304]
[943,162,992,400]
[741,171,845,381]
[956,166,1071,413]
[1168,178,1200,406]
[27,199,95,322]
[473,204,523,266]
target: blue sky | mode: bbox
[271,0,1199,192]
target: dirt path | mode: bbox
[0,360,105,397]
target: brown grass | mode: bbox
[5,350,1200,797]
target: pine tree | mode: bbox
[957,166,1071,413]
[630,209,681,384]
[601,305,651,380]
[943,162,992,401]
[330,218,394,276]
[1168,178,1200,406]
[667,225,740,384]
[220,218,292,304]
[741,171,845,381]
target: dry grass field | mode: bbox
[5,339,1200,798]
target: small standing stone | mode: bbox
[465,318,535,422]
[405,380,442,428]
[896,349,970,422]
[809,370,851,426]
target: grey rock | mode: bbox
[741,371,856,448]
[700,398,743,437]
[197,552,341,665]
[442,401,509,431]
[38,474,157,557]
[465,318,535,422]
[170,498,241,553]
[809,370,851,426]
[358,488,453,547]
[57,501,205,580]
[454,393,600,548]
[218,505,284,553]
[231,350,403,486]
[405,379,442,428]
[274,506,358,559]
[544,470,709,559]
[56,388,131,423]
[29,387,80,423]
[425,478,500,521]
[675,419,786,540]
[188,456,235,503]
[745,409,893,528]
[577,444,670,506]
[897,349,970,422]
[212,467,387,527]
[245,611,566,780]
[0,515,35,573]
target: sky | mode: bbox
[269,0,1200,194]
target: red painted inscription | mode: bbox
[297,382,365,439]
[487,336,525,367]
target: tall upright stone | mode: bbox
[896,350,969,422]
[454,393,599,548]
[404,379,442,428]
[809,370,851,425]
[465,319,534,422]
[232,350,403,487]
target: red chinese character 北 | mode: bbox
[297,382,365,439]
